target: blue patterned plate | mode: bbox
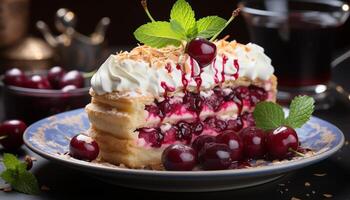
[23,108,344,192]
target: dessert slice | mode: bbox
[86,39,276,169]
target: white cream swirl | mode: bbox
[91,42,274,97]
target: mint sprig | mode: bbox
[253,96,315,131]
[1,153,40,195]
[134,0,239,48]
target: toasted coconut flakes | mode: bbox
[323,194,333,198]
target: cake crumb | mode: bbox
[306,193,310,197]
[285,188,289,192]
[312,190,316,194]
[313,173,327,177]
[304,182,311,187]
[345,140,349,146]
[278,183,285,186]
[323,194,333,198]
[291,197,301,200]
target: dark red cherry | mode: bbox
[176,121,192,144]
[249,85,268,106]
[0,120,27,151]
[183,93,203,113]
[191,120,204,135]
[185,38,217,67]
[61,85,77,92]
[198,143,232,170]
[226,117,243,132]
[59,70,84,89]
[48,66,66,89]
[240,127,266,159]
[69,134,99,161]
[216,131,244,161]
[3,68,27,87]
[204,117,226,132]
[266,126,299,159]
[241,112,256,127]
[138,128,164,148]
[26,75,52,89]
[233,86,250,100]
[145,104,161,117]
[192,135,216,152]
[204,93,224,111]
[162,144,197,171]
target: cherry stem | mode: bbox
[289,148,305,157]
[141,0,155,22]
[0,135,8,140]
[210,8,241,42]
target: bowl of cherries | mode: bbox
[0,67,91,124]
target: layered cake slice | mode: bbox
[86,39,276,169]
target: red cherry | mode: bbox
[185,38,217,67]
[198,143,232,170]
[266,126,299,159]
[216,131,244,161]
[162,144,197,171]
[3,68,27,87]
[48,66,66,89]
[240,127,267,159]
[61,85,77,92]
[192,135,216,152]
[59,70,84,89]
[69,134,99,161]
[138,128,164,148]
[26,75,52,89]
[0,120,27,151]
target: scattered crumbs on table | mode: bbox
[345,140,349,146]
[313,173,327,177]
[312,190,316,194]
[304,182,311,187]
[30,156,37,161]
[337,156,342,160]
[285,188,289,192]
[41,185,50,191]
[323,193,333,198]
[291,197,301,200]
[278,183,285,186]
[279,190,284,194]
[306,193,310,197]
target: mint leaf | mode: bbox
[170,19,187,40]
[1,169,16,184]
[186,24,198,40]
[1,153,40,195]
[11,171,40,195]
[170,0,196,35]
[197,16,227,38]
[134,21,182,48]
[285,96,315,128]
[253,102,285,131]
[3,153,21,170]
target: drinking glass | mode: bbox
[239,0,350,108]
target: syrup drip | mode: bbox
[165,63,172,73]
[177,64,189,93]
[221,55,228,83]
[233,59,239,79]
[160,81,175,98]
[213,58,219,84]
[189,58,203,93]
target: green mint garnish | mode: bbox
[253,95,315,131]
[1,153,40,195]
[134,0,239,48]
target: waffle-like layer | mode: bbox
[85,75,277,168]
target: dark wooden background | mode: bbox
[28,0,350,50]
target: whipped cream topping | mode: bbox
[91,41,274,97]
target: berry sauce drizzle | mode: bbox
[233,59,239,79]
[165,63,172,73]
[213,58,219,84]
[177,64,189,93]
[221,55,228,83]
